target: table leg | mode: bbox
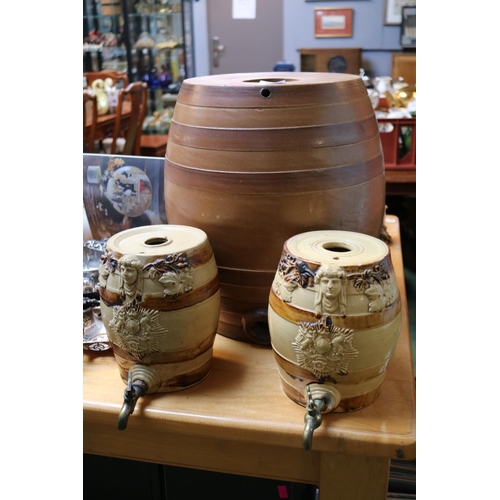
[318,452,390,500]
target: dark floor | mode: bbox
[83,455,317,500]
[83,455,416,499]
[386,194,416,375]
[406,267,416,374]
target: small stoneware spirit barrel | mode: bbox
[164,72,386,344]
[98,225,220,429]
[268,230,401,415]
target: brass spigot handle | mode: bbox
[117,372,148,431]
[302,385,326,450]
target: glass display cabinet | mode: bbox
[83,0,195,120]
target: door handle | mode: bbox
[212,36,225,68]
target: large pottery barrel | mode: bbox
[164,72,386,344]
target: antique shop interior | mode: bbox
[82,1,416,499]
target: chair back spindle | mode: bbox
[112,81,148,156]
[83,90,98,153]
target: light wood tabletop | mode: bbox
[83,215,416,500]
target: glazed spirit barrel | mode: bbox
[164,72,386,344]
[268,230,401,412]
[98,225,220,393]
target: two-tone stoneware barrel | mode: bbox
[98,225,220,410]
[268,230,401,413]
[164,72,386,344]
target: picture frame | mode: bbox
[384,0,416,26]
[400,6,416,48]
[83,154,167,241]
[314,8,353,38]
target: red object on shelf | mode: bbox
[378,117,416,171]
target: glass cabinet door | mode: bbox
[83,0,195,120]
[83,0,129,74]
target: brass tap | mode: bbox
[117,372,148,430]
[302,384,326,450]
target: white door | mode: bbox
[206,0,284,75]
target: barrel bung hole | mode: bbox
[322,243,352,253]
[240,78,299,98]
[243,78,297,83]
[144,237,170,246]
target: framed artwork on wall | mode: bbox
[400,6,416,47]
[384,0,416,25]
[314,8,353,38]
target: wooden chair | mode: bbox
[84,70,129,89]
[111,81,148,155]
[391,54,416,87]
[83,90,98,153]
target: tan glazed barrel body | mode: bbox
[164,72,386,344]
[98,225,220,394]
[268,230,401,412]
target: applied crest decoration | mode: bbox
[292,316,358,377]
[108,301,165,359]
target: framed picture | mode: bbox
[83,154,167,241]
[384,0,416,26]
[314,8,353,38]
[400,6,416,48]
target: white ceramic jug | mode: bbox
[373,76,393,95]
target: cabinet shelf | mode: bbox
[128,11,182,18]
[83,44,127,53]
[84,11,181,20]
[83,14,123,19]
[132,45,183,51]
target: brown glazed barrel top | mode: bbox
[168,115,379,152]
[165,136,382,173]
[172,97,374,128]
[176,72,368,108]
[166,72,382,174]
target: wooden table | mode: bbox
[83,216,416,500]
[140,134,169,157]
[386,169,416,196]
[85,101,132,143]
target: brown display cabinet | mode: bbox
[299,48,362,74]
